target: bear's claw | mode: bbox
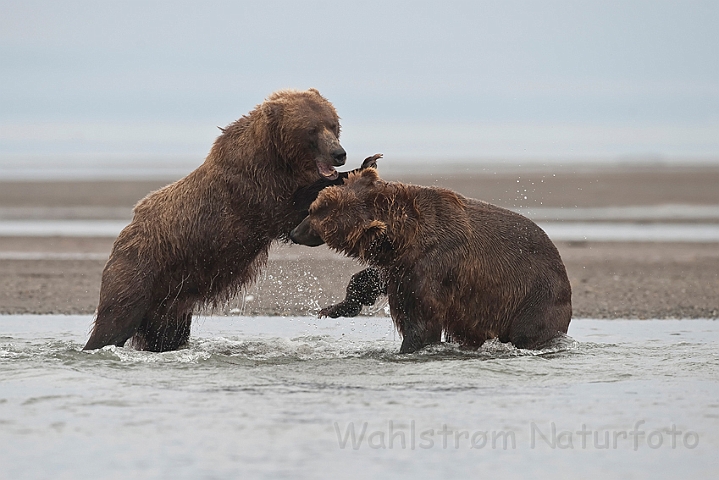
[361,153,383,170]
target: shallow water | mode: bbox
[3,218,719,242]
[1,316,718,479]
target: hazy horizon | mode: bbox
[1,0,718,175]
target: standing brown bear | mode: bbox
[290,168,572,353]
[84,89,372,352]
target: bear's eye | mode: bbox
[307,127,318,136]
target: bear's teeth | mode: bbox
[317,163,338,179]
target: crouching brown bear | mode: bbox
[290,168,572,353]
[84,88,380,352]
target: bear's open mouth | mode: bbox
[317,161,339,180]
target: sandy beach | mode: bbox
[1,164,718,319]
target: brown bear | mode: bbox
[290,168,572,353]
[84,88,378,352]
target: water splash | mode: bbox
[1,329,578,366]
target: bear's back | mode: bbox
[462,198,560,261]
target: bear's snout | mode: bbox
[331,147,347,166]
[290,217,325,247]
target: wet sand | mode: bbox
[1,165,718,318]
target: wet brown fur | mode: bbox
[84,89,347,352]
[295,168,572,353]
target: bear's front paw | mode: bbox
[360,153,383,170]
[318,301,362,318]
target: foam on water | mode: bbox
[1,316,718,479]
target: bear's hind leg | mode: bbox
[130,305,193,352]
[397,315,442,354]
[398,326,442,354]
[509,300,571,350]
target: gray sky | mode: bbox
[1,0,718,169]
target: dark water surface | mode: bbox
[1,316,718,479]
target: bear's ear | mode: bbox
[348,219,387,250]
[308,88,321,96]
[360,167,380,181]
[364,219,387,237]
[347,167,380,186]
